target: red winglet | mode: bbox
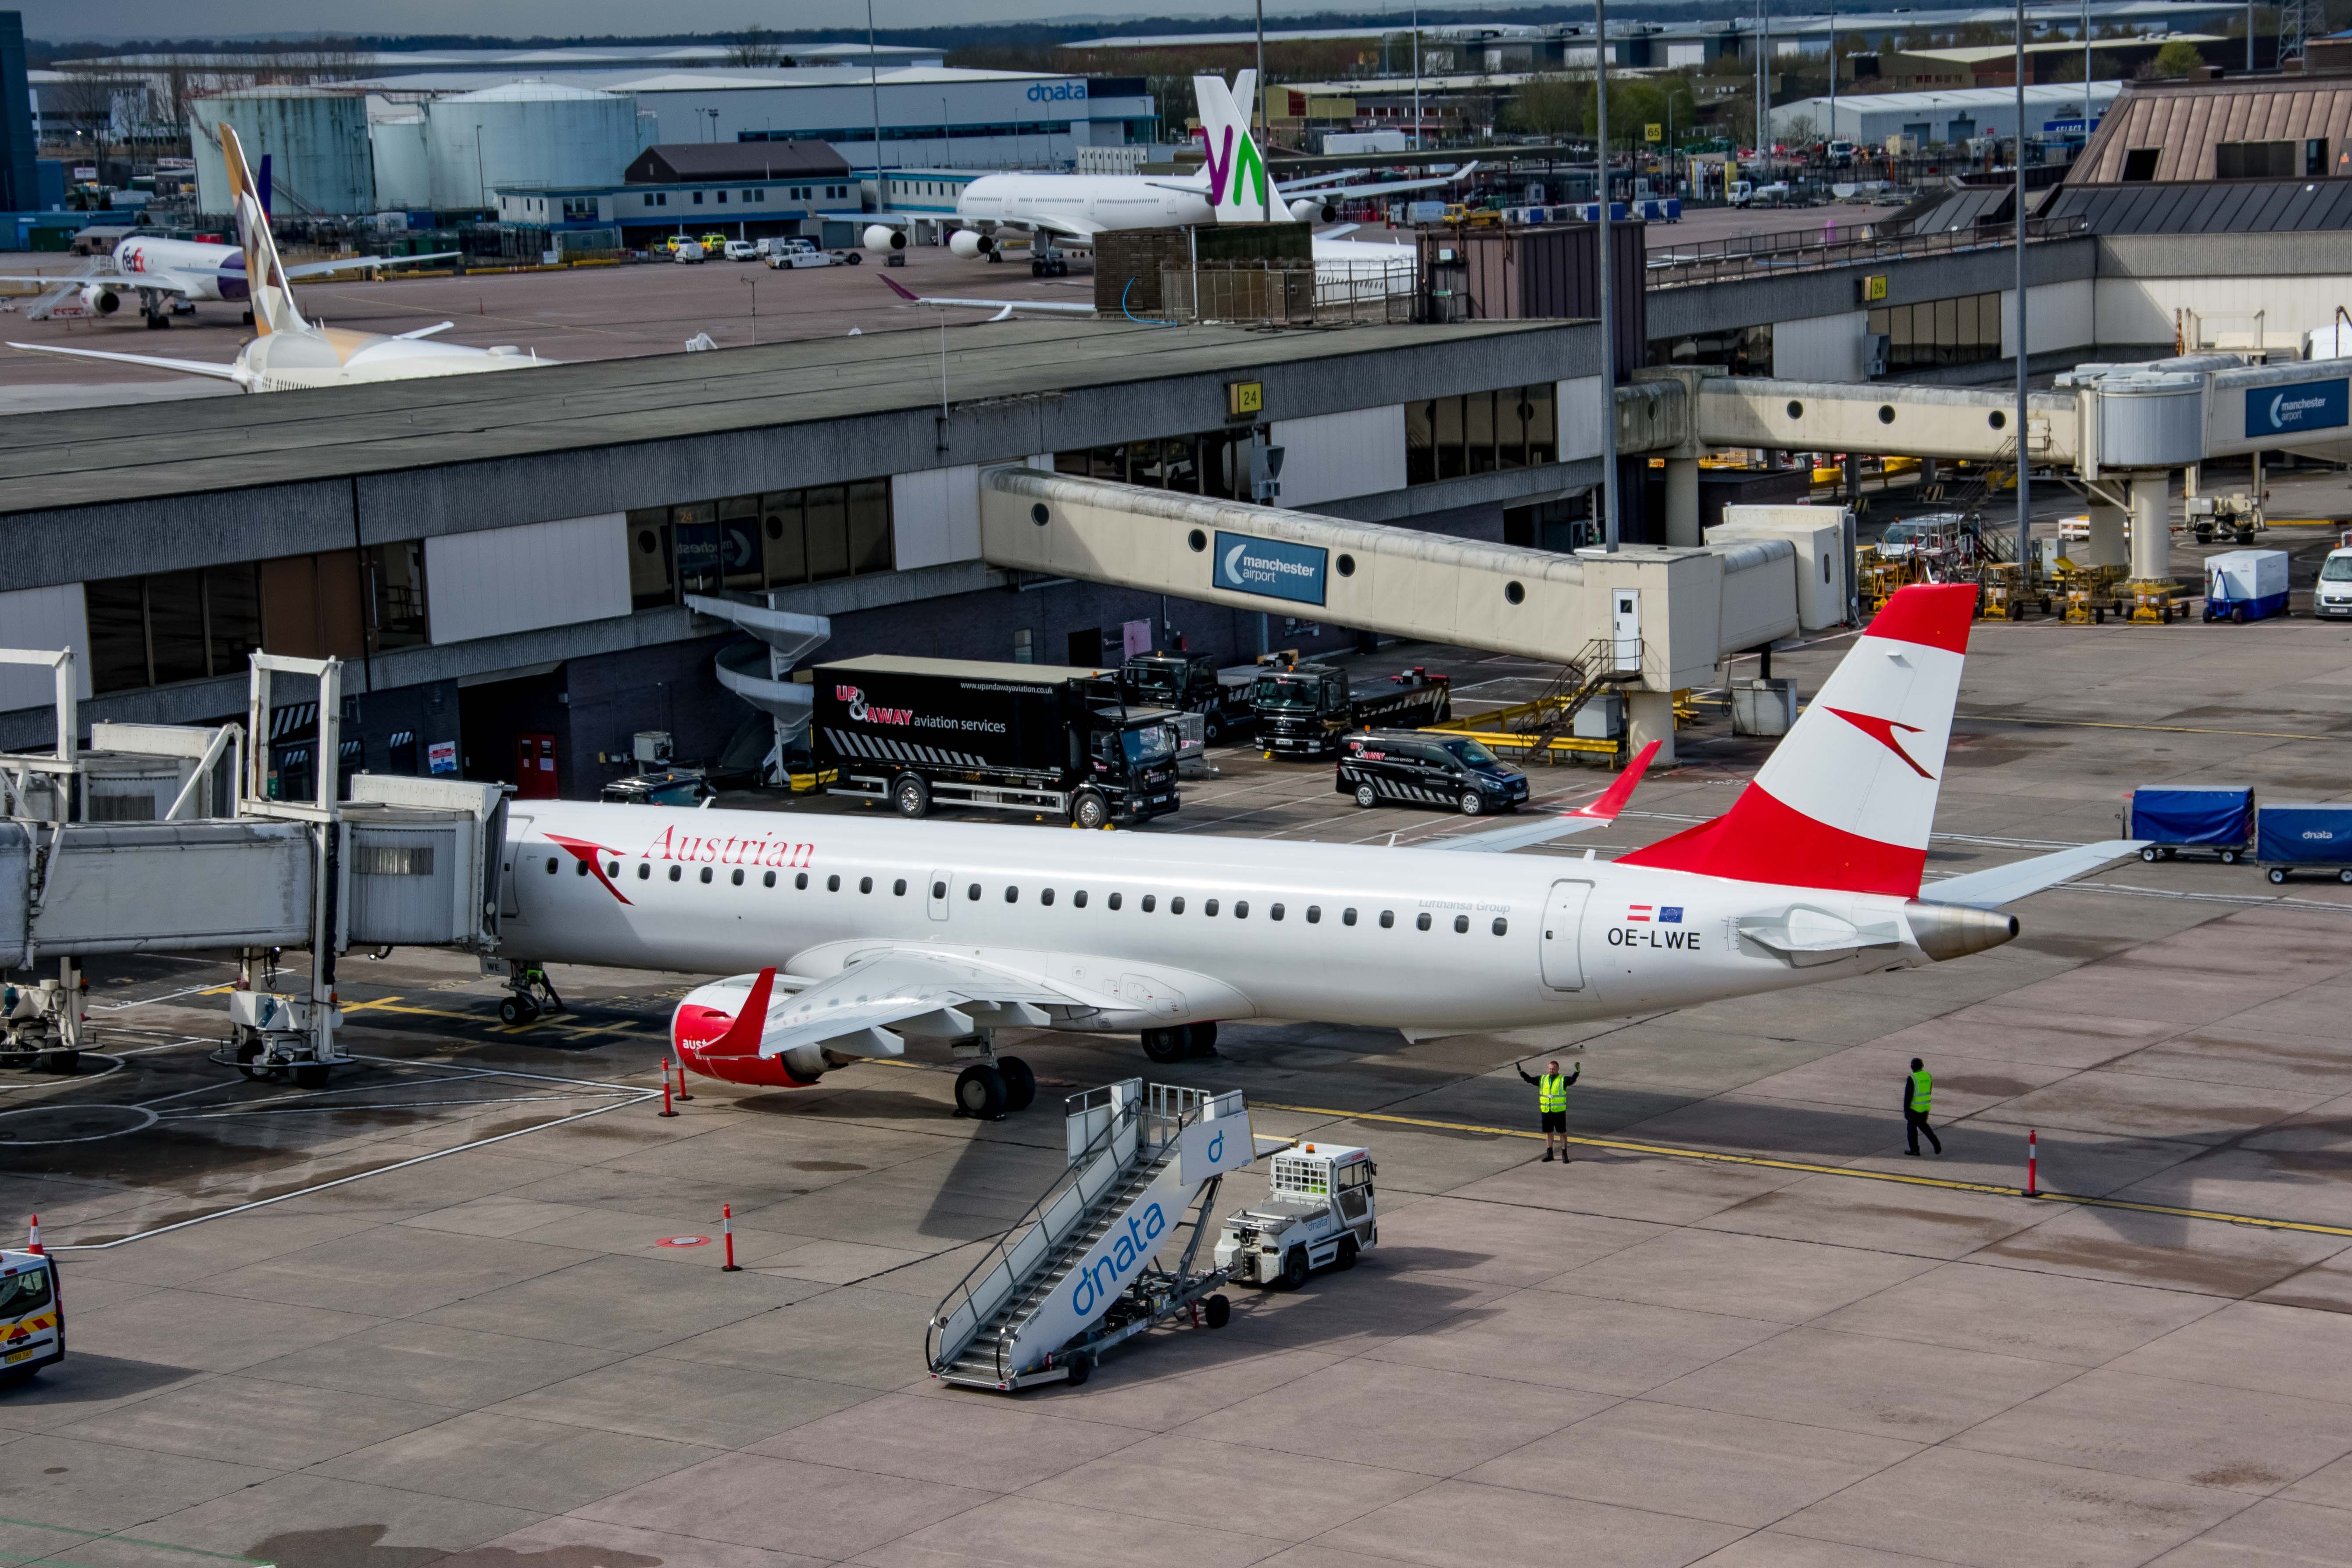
[1569,739,1661,821]
[879,273,920,303]
[1863,582,1977,654]
[704,968,776,1058]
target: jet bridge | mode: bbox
[1,648,507,1082]
[980,468,1850,761]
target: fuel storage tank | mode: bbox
[192,86,375,216]
[423,81,646,210]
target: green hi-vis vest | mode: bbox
[1908,1069,1933,1113]
[1539,1074,1570,1112]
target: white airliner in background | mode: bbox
[490,584,2135,1118]
[0,205,454,329]
[8,127,553,393]
[859,72,1450,272]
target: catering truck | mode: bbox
[1253,663,1451,758]
[813,655,1182,828]
[1118,652,1257,744]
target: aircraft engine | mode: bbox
[80,284,121,315]
[863,224,906,253]
[1289,197,1337,223]
[672,974,826,1088]
[946,228,996,261]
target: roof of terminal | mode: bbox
[0,319,1563,517]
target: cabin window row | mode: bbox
[543,855,1510,935]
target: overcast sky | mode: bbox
[13,0,1384,44]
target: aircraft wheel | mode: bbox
[1186,1022,1219,1058]
[241,310,254,325]
[1031,261,1044,277]
[1458,790,1485,816]
[1203,1293,1231,1328]
[1140,1027,1187,1064]
[998,1056,1037,1114]
[1355,783,1378,808]
[893,774,931,819]
[955,1064,1007,1119]
[1071,789,1109,831]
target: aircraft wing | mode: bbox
[879,275,1094,316]
[744,951,1120,1060]
[0,271,199,296]
[282,251,460,279]
[5,339,243,382]
[1917,840,2147,909]
[1016,214,1108,239]
[1423,739,1661,853]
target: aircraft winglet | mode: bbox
[1424,739,1662,854]
[704,968,776,1057]
[1568,739,1661,823]
[879,273,920,303]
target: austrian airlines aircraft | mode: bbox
[492,585,2134,1118]
[8,128,552,393]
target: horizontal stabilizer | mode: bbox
[1919,840,2145,909]
[1426,739,1659,853]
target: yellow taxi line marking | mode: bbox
[1959,713,2352,743]
[1254,1102,2352,1239]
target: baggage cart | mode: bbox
[2127,785,2255,864]
[2255,803,2352,884]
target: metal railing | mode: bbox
[1645,212,2088,291]
[1159,258,1416,326]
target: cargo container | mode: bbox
[812,655,1181,828]
[2127,785,2255,863]
[2255,803,2352,883]
[2202,549,2289,622]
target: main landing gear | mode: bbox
[1140,1022,1218,1064]
[495,963,565,1026]
[951,1029,1037,1120]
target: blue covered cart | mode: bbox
[2127,786,2255,864]
[2256,803,2352,884]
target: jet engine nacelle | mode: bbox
[1290,197,1337,223]
[80,284,121,315]
[946,228,996,260]
[863,224,906,253]
[672,974,826,1088]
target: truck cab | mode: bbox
[1082,704,1183,821]
[1253,664,1351,756]
[1119,653,1254,744]
[1215,1145,1376,1289]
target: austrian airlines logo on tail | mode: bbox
[1618,584,1975,897]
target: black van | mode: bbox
[1336,730,1529,815]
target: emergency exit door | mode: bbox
[515,733,559,800]
[1541,880,1593,991]
[927,869,953,922]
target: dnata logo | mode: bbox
[2302,829,2339,840]
[836,686,912,725]
[1068,1201,1169,1317]
[1027,81,1087,102]
[1204,1130,1225,1165]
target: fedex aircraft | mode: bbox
[8,127,553,393]
[859,72,1451,268]
[0,160,453,329]
[491,585,2134,1119]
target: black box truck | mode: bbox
[1253,663,1451,758]
[1118,651,1258,745]
[812,655,1182,828]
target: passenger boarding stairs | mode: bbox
[21,257,109,321]
[929,1080,1250,1391]
[1431,637,1632,750]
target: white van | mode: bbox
[2316,548,2352,618]
[722,240,758,262]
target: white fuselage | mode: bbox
[234,329,547,393]
[958,173,1218,234]
[112,236,250,301]
[503,802,1923,1034]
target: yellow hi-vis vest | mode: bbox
[1908,1069,1933,1113]
[1539,1074,1570,1112]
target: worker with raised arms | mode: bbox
[1518,1057,1579,1163]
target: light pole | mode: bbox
[2015,0,2030,574]
[1598,0,1618,553]
[1412,0,1422,150]
[473,123,485,210]
[868,0,886,207]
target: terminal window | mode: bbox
[1404,384,1557,485]
[1649,324,1772,376]
[1056,429,1259,499]
[627,482,892,609]
[1866,291,2000,372]
[2214,139,2297,179]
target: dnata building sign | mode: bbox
[2246,380,2349,437]
[1214,531,1328,607]
[1027,82,1088,102]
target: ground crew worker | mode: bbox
[1518,1058,1579,1163]
[1904,1056,1942,1156]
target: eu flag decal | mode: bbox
[1659,906,1684,924]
